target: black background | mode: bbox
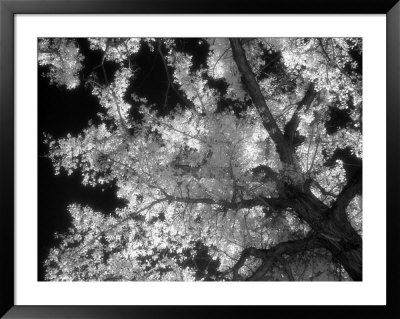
[38,38,209,280]
[38,37,363,280]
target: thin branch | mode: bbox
[307,136,321,173]
[251,164,280,183]
[89,40,129,134]
[71,198,168,257]
[232,247,266,280]
[310,180,336,198]
[145,111,211,146]
[277,256,295,281]
[305,126,315,171]
[229,38,294,165]
[211,46,231,78]
[163,81,171,109]
[317,38,352,80]
[257,55,281,78]
[164,194,295,212]
[157,41,195,109]
[247,235,325,281]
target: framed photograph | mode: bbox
[1,0,399,318]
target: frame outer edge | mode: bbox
[1,0,400,318]
[0,0,15,318]
[387,1,400,316]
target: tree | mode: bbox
[39,37,362,281]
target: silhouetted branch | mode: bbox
[331,167,362,220]
[247,235,325,281]
[229,38,295,165]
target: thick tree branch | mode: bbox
[284,83,317,144]
[229,38,294,164]
[277,256,295,281]
[251,164,279,183]
[165,194,295,212]
[248,235,325,281]
[230,235,325,281]
[311,180,336,197]
[231,247,266,280]
[330,167,362,220]
[304,178,336,200]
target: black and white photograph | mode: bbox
[38,37,363,282]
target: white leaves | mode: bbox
[89,38,141,64]
[207,38,247,101]
[91,67,134,127]
[346,195,362,235]
[38,38,84,89]
[42,37,362,281]
[277,38,361,107]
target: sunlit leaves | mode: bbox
[42,38,362,281]
[38,38,84,89]
[89,38,141,65]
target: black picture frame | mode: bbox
[1,0,399,318]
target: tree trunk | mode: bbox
[323,238,362,281]
[335,244,362,281]
[229,38,363,282]
[322,219,363,281]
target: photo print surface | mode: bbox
[38,38,362,281]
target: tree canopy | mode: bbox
[39,37,362,281]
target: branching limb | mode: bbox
[71,198,168,257]
[284,83,317,145]
[306,179,336,198]
[277,256,295,281]
[236,235,325,281]
[251,164,280,183]
[88,40,129,134]
[165,194,297,212]
[229,38,294,165]
[330,167,362,220]
[317,38,353,80]
[157,40,196,110]
[232,247,266,280]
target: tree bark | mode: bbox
[230,38,295,165]
[230,38,363,282]
[334,242,362,281]
[321,224,362,281]
[325,168,363,281]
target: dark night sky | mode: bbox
[38,38,208,280]
[38,53,124,280]
[38,38,361,281]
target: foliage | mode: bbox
[38,38,84,89]
[40,38,362,281]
